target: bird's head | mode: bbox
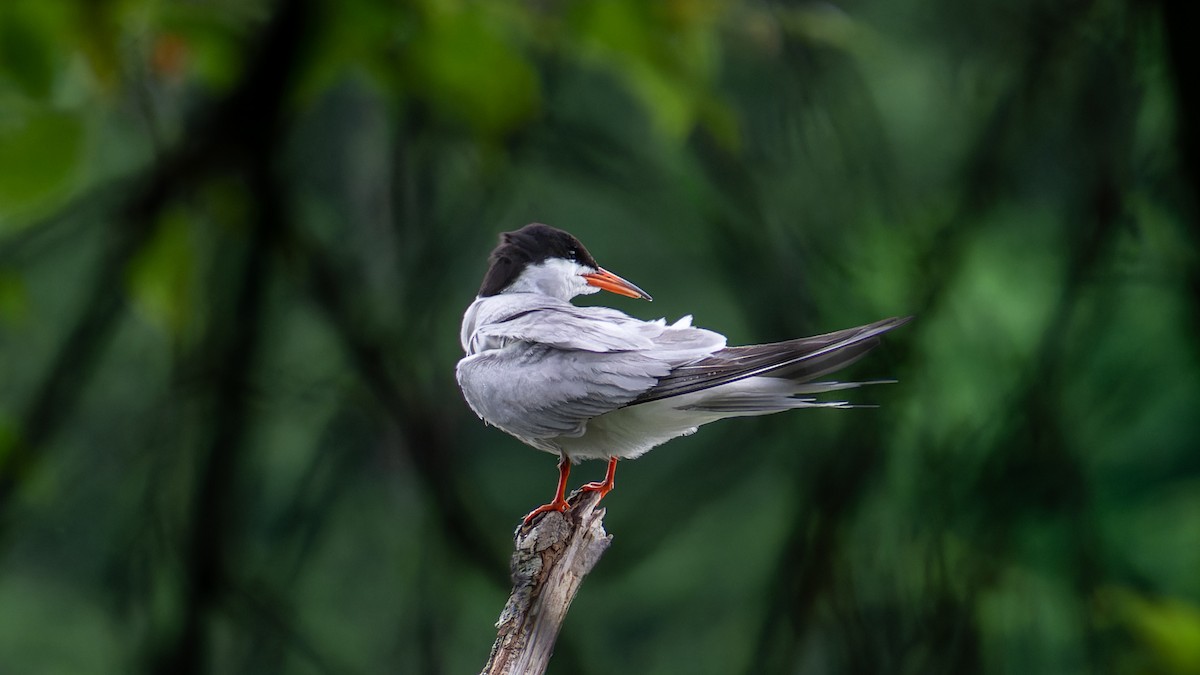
[478,223,652,302]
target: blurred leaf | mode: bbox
[0,410,17,467]
[775,4,867,51]
[0,270,28,325]
[0,572,123,674]
[296,0,403,101]
[158,3,262,91]
[0,0,85,102]
[570,0,730,143]
[572,0,688,136]
[401,5,541,137]
[1100,587,1200,675]
[125,210,195,338]
[0,3,58,100]
[0,104,86,227]
[74,1,122,91]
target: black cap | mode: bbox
[479,223,599,296]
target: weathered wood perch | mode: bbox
[481,490,612,675]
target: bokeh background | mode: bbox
[2,0,1199,673]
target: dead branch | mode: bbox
[481,491,612,675]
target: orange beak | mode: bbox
[582,267,652,301]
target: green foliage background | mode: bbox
[1,0,1198,673]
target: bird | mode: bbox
[456,223,909,525]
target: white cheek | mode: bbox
[544,259,591,297]
[577,278,600,295]
[507,258,595,300]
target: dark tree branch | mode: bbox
[0,229,138,517]
[149,171,275,675]
[1157,0,1200,349]
[283,223,510,586]
[143,0,311,673]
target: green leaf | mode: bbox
[0,270,28,325]
[401,8,541,137]
[125,210,195,338]
[1101,587,1200,675]
[0,2,60,100]
[569,0,727,142]
[0,105,86,227]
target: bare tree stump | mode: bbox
[481,490,612,675]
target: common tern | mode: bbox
[456,223,909,524]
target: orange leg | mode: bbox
[579,457,618,497]
[522,455,572,525]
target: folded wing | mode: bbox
[628,316,911,407]
[456,299,728,442]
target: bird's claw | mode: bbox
[521,498,571,526]
[578,481,613,497]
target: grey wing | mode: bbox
[459,298,729,440]
[472,305,660,352]
[628,316,912,406]
[456,342,671,441]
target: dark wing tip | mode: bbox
[867,315,914,333]
[628,314,912,406]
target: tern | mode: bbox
[456,223,909,525]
